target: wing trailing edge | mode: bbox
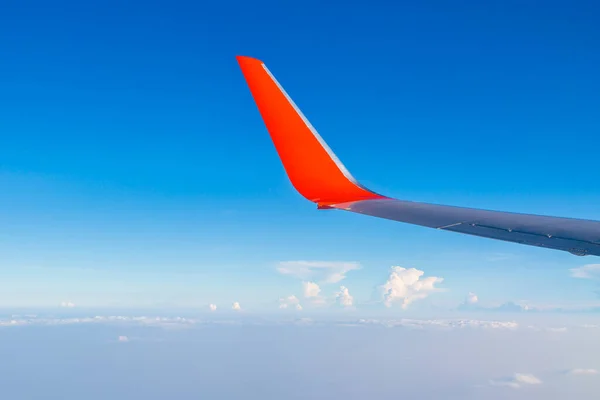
[236,55,600,257]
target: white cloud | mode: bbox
[566,368,598,376]
[209,304,217,312]
[378,266,443,308]
[547,327,567,333]
[466,292,479,304]
[0,315,199,329]
[335,286,354,307]
[118,335,129,342]
[277,261,360,283]
[302,281,325,305]
[570,264,600,279]
[458,292,481,310]
[0,314,558,332]
[303,281,321,298]
[60,301,75,308]
[358,318,518,330]
[489,373,542,389]
[232,302,241,311]
[279,295,302,310]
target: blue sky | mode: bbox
[1,0,599,312]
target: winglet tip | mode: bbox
[236,54,385,205]
[236,55,264,67]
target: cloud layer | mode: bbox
[566,368,598,376]
[570,264,600,279]
[277,261,360,283]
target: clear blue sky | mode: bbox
[1,0,599,310]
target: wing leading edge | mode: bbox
[236,55,600,257]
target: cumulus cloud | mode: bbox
[302,281,325,305]
[466,292,478,305]
[566,368,598,376]
[60,301,75,308]
[232,302,241,311]
[489,373,542,389]
[570,264,600,279]
[277,261,360,283]
[279,295,302,310]
[335,286,354,307]
[118,335,129,342]
[209,304,217,312]
[458,292,481,310]
[303,281,321,298]
[378,267,443,308]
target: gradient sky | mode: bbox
[1,0,599,311]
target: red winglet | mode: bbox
[236,55,385,206]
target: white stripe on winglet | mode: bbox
[261,63,379,195]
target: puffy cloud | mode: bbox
[566,368,598,376]
[303,282,321,298]
[232,302,241,311]
[466,292,479,305]
[335,286,354,307]
[277,261,360,283]
[302,281,325,305]
[570,264,600,279]
[279,295,302,310]
[378,267,443,308]
[458,292,480,310]
[209,304,217,312]
[118,335,129,342]
[489,373,542,389]
[60,301,75,308]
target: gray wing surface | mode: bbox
[333,199,600,256]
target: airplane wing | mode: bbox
[236,55,600,257]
